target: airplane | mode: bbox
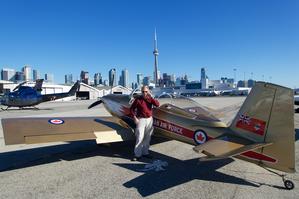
[1,82,296,190]
[0,80,80,110]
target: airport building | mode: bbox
[0,80,133,101]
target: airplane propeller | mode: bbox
[88,99,103,109]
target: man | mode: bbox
[130,85,160,161]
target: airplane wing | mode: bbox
[2,117,135,145]
[193,134,272,161]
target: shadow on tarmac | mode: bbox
[0,137,270,196]
[116,158,262,197]
[0,107,53,111]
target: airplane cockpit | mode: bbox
[156,93,221,122]
[129,88,221,122]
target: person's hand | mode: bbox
[133,116,139,125]
[148,91,153,98]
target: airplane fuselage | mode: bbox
[100,94,226,146]
[1,88,43,107]
[100,93,281,165]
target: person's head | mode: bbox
[141,85,150,97]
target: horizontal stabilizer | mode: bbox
[193,134,272,161]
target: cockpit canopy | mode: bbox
[157,93,220,122]
[129,89,220,122]
[8,87,36,98]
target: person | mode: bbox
[130,85,160,161]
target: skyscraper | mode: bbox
[109,68,117,86]
[153,29,159,86]
[33,69,40,81]
[136,73,143,86]
[80,71,89,84]
[1,68,15,81]
[22,66,32,81]
[65,74,73,85]
[120,69,129,88]
[94,73,102,86]
[15,71,25,82]
[45,73,54,83]
[201,67,208,89]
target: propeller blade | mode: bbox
[88,100,103,109]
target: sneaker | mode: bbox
[131,156,141,161]
[143,154,153,159]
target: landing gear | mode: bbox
[284,179,295,190]
[263,167,295,190]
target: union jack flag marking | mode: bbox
[236,114,266,136]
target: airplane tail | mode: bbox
[33,79,44,92]
[229,82,295,173]
[68,81,80,95]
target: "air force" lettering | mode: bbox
[154,119,183,135]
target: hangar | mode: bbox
[0,81,133,101]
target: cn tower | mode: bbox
[153,29,159,86]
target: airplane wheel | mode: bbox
[284,180,294,190]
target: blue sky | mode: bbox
[0,0,298,87]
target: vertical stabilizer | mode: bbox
[229,82,295,173]
[33,79,44,92]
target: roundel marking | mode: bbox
[48,118,65,125]
[194,130,208,145]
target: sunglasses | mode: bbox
[142,91,148,93]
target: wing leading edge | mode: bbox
[2,117,134,145]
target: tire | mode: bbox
[284,180,294,190]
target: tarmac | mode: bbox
[0,97,298,199]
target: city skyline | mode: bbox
[0,0,298,88]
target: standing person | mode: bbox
[130,85,160,161]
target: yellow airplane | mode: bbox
[1,82,296,190]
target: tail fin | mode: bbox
[33,79,44,92]
[68,81,80,95]
[229,82,295,173]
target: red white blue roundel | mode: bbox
[194,130,208,145]
[48,118,64,125]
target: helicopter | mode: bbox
[0,79,80,110]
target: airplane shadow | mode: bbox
[1,107,53,111]
[0,138,167,172]
[0,137,265,196]
[115,158,260,197]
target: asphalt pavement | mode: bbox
[0,97,298,199]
